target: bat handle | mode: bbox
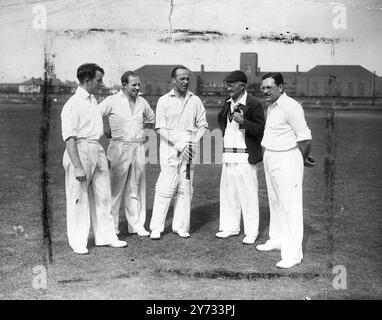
[186,143,191,180]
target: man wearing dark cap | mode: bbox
[216,70,265,244]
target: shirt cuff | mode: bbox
[296,130,312,142]
[155,122,166,129]
[63,135,77,142]
[197,123,209,129]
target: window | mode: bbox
[145,83,152,94]
[348,83,353,97]
[335,81,341,97]
[313,82,318,96]
[324,80,330,96]
[326,76,336,96]
[358,82,365,97]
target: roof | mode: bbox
[19,77,44,85]
[19,77,77,87]
[51,77,67,87]
[134,65,183,77]
[134,64,379,85]
[257,71,297,78]
[64,80,78,87]
[306,65,376,77]
[194,71,230,83]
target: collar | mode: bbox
[75,86,92,99]
[119,89,142,101]
[274,92,287,107]
[169,88,193,98]
[228,90,247,106]
[118,89,129,99]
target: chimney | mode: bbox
[240,52,258,82]
[296,64,299,74]
[201,64,205,76]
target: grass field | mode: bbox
[0,101,381,300]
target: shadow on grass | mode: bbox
[190,202,219,233]
[153,268,323,280]
[116,201,318,248]
[118,202,274,236]
[258,205,270,239]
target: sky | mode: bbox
[0,0,381,86]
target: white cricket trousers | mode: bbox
[263,147,304,262]
[150,162,194,233]
[63,140,118,250]
[107,140,147,233]
[219,163,259,237]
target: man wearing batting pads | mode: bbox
[99,71,155,237]
[149,66,208,240]
[256,73,312,269]
[61,63,127,254]
[216,70,265,244]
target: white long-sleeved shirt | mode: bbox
[61,86,103,142]
[98,90,155,142]
[261,93,311,151]
[155,89,208,166]
[155,89,208,131]
[223,91,249,163]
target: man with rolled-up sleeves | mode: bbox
[99,71,155,237]
[256,72,313,269]
[61,63,127,254]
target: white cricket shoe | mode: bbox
[276,260,301,269]
[215,231,239,238]
[150,230,161,240]
[137,229,150,237]
[72,247,89,255]
[242,235,257,244]
[256,241,281,251]
[174,230,190,238]
[108,240,128,248]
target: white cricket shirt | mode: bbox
[155,89,208,166]
[98,90,155,142]
[261,93,312,151]
[61,86,104,142]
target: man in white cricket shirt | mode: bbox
[61,63,127,254]
[149,66,208,240]
[99,71,155,237]
[256,72,313,269]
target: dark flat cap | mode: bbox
[224,70,247,83]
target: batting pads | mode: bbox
[155,165,194,198]
[155,166,181,198]
[150,164,194,233]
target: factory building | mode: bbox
[135,52,381,98]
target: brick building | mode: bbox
[296,65,380,97]
[134,52,382,99]
[134,65,198,95]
